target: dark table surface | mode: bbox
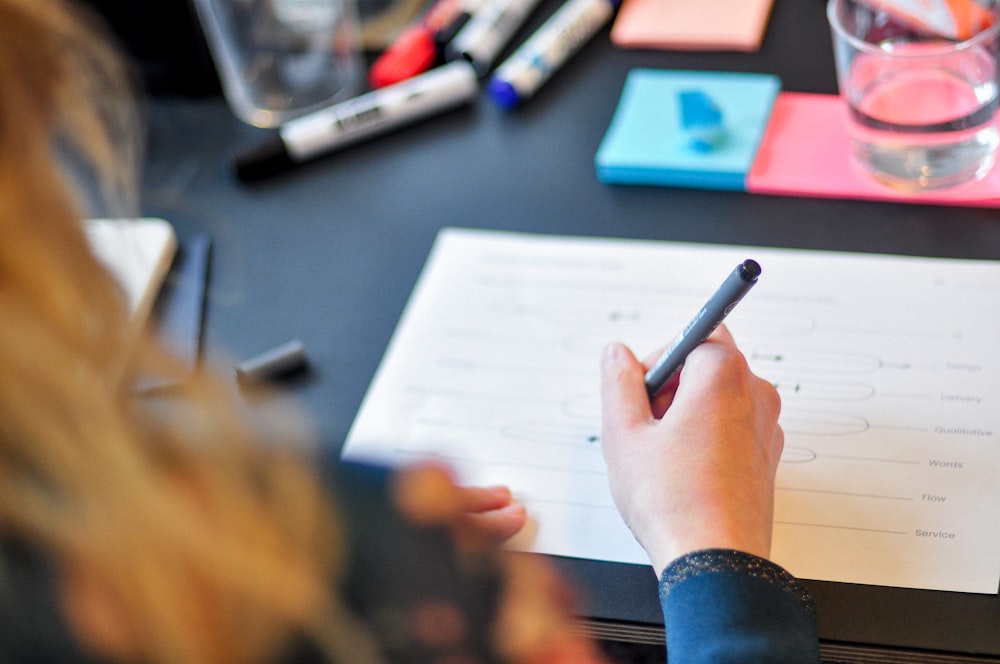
[139,0,1000,659]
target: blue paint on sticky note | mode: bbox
[595,69,781,191]
[678,89,725,152]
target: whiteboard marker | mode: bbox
[487,0,620,108]
[235,61,479,181]
[445,0,545,75]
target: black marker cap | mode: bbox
[235,339,308,384]
[233,136,296,183]
[434,12,472,51]
[739,259,762,281]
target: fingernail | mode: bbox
[488,485,513,501]
[602,342,627,368]
[500,503,526,517]
[602,342,621,361]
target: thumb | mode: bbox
[599,342,651,433]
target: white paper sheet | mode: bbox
[342,228,1000,594]
[86,218,177,328]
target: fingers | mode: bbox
[646,324,737,371]
[601,325,752,434]
[392,462,528,548]
[392,461,464,526]
[599,342,651,433]
[452,485,527,547]
[458,484,517,514]
[598,324,785,568]
[705,322,736,346]
[495,555,612,664]
[458,504,527,546]
[670,325,756,403]
[634,325,739,416]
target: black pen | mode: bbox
[644,259,761,400]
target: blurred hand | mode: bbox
[392,463,609,663]
[494,554,610,664]
[599,325,784,575]
[392,461,527,549]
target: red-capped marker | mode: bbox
[369,25,440,88]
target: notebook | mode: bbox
[85,217,178,332]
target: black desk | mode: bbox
[139,1,1000,661]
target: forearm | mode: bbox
[659,549,820,664]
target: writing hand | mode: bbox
[599,325,784,575]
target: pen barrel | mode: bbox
[280,61,478,161]
[644,259,760,398]
[490,0,615,101]
[447,0,545,74]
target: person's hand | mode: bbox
[599,325,784,575]
[392,461,528,549]
[392,462,610,663]
[494,554,610,664]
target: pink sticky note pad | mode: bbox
[611,0,775,52]
[746,92,1000,207]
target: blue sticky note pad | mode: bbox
[595,69,781,190]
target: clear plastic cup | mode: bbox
[827,0,1000,191]
[193,0,363,128]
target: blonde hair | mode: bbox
[0,1,373,661]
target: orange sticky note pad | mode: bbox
[611,0,775,51]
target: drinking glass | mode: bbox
[827,0,1000,191]
[193,0,363,128]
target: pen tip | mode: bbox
[740,259,761,281]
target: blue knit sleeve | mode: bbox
[659,549,820,663]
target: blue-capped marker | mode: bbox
[486,0,621,109]
[678,89,726,152]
